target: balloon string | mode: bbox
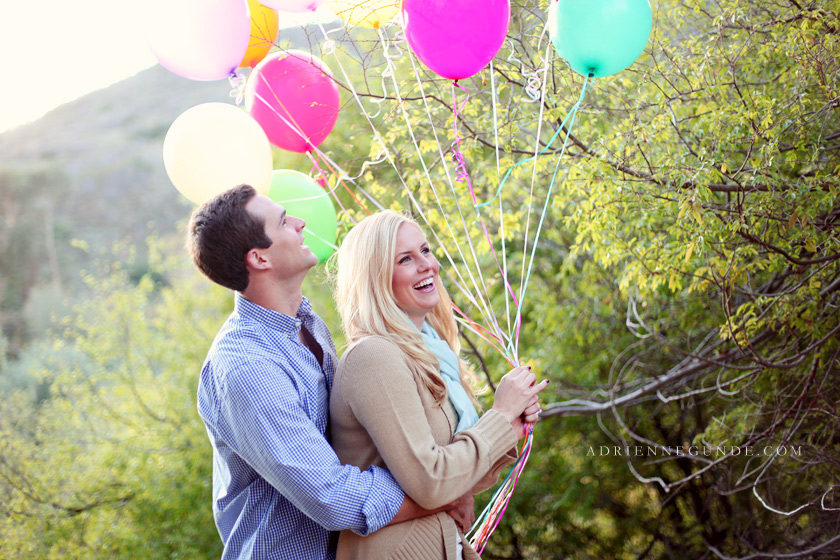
[451,306,514,367]
[312,20,472,292]
[451,82,520,360]
[507,73,592,359]
[377,26,503,344]
[489,62,513,340]
[306,146,386,212]
[246,87,374,223]
[305,151,369,222]
[445,270,514,351]
[449,298,502,346]
[314,23,484,319]
[303,226,339,251]
[515,41,555,356]
[395,35,509,342]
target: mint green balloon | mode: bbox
[548,0,652,78]
[267,169,337,264]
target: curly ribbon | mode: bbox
[468,423,535,554]
[228,70,247,106]
[505,40,543,103]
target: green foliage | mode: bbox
[0,237,227,559]
[0,1,837,558]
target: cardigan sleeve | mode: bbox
[337,336,518,510]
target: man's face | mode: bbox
[245,194,318,278]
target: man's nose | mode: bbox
[290,215,306,231]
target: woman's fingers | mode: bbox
[521,400,542,423]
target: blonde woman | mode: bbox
[330,210,547,560]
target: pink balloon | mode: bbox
[258,0,324,12]
[144,0,251,81]
[244,50,340,153]
[402,0,510,80]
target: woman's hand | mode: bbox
[492,366,548,438]
[510,398,542,439]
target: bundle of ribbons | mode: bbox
[466,423,535,555]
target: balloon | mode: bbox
[548,0,652,78]
[326,0,400,29]
[144,0,251,81]
[268,170,337,263]
[244,50,340,153]
[240,0,281,69]
[402,0,510,80]
[163,103,273,204]
[259,0,324,12]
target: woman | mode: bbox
[330,210,547,559]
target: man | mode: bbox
[187,185,471,560]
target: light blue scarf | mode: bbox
[419,321,479,433]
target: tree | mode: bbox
[277,0,838,557]
[0,238,226,559]
[0,164,74,359]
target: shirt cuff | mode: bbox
[358,465,405,535]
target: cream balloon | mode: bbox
[325,0,400,29]
[163,103,273,204]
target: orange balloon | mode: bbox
[239,0,280,69]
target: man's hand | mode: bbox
[445,493,476,533]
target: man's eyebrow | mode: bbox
[278,209,286,224]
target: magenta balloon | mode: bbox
[402,0,510,80]
[144,0,251,81]
[258,0,324,12]
[244,50,340,153]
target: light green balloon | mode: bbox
[267,169,337,264]
[548,0,652,78]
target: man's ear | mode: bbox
[245,248,270,271]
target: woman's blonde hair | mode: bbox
[333,210,481,407]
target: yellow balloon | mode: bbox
[240,0,280,68]
[326,0,400,29]
[163,103,273,205]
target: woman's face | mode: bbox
[391,223,441,329]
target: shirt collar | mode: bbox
[234,292,313,334]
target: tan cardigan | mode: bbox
[329,336,518,560]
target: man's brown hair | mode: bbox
[186,184,272,292]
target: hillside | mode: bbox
[1,65,229,245]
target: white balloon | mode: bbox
[144,0,251,81]
[163,103,273,204]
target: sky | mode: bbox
[0,0,334,133]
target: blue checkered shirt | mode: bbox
[197,293,404,560]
